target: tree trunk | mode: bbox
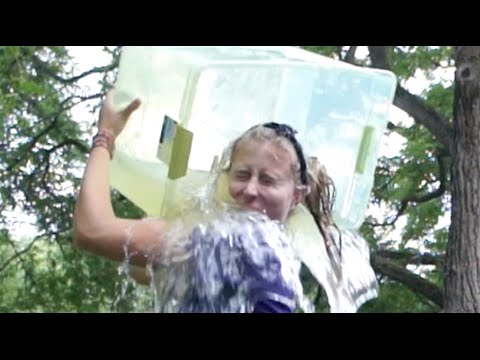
[445,46,480,312]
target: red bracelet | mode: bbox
[91,129,115,159]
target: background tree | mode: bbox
[444,46,480,313]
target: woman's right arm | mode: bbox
[73,90,168,267]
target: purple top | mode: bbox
[176,225,296,313]
[254,299,292,313]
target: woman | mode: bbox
[73,90,341,313]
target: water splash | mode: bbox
[151,204,313,313]
[330,229,379,312]
[113,201,378,313]
[111,222,155,313]
[111,140,376,313]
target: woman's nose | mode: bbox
[243,178,259,197]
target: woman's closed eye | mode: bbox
[232,170,251,181]
[259,174,276,186]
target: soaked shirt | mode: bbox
[176,223,298,313]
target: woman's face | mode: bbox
[228,138,302,222]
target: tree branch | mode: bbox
[367,46,390,69]
[70,93,104,108]
[5,119,57,173]
[366,150,448,228]
[4,91,95,174]
[2,234,38,286]
[31,54,118,85]
[367,46,454,154]
[47,138,89,155]
[394,86,453,154]
[5,115,58,173]
[0,235,43,274]
[365,200,408,228]
[344,46,358,64]
[403,151,448,204]
[376,249,444,267]
[371,252,444,308]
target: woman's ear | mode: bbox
[292,186,307,208]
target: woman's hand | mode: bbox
[98,90,141,138]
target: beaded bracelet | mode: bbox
[91,129,115,159]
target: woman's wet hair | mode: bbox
[304,156,342,277]
[262,122,308,186]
